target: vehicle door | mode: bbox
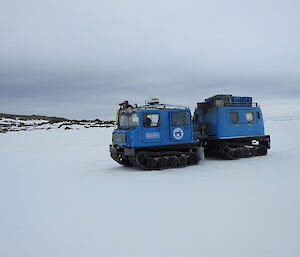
[141,112,163,143]
[169,111,192,142]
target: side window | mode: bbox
[172,112,187,126]
[245,111,254,122]
[143,114,160,127]
[229,112,239,122]
[257,111,261,119]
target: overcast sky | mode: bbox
[1,0,300,119]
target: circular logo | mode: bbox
[173,128,184,140]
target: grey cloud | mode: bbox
[0,0,300,119]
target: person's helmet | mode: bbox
[119,100,129,106]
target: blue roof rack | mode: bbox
[198,95,257,107]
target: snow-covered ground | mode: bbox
[0,120,299,257]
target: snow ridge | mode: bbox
[0,115,114,133]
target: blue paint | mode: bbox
[194,106,265,139]
[113,95,267,148]
[113,108,197,148]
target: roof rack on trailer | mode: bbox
[197,101,258,108]
[198,94,258,108]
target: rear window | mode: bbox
[229,112,239,122]
[172,112,188,126]
[245,111,254,122]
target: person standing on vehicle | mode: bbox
[119,100,133,110]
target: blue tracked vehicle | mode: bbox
[193,95,270,160]
[109,95,270,170]
[109,98,205,170]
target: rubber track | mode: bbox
[129,151,200,171]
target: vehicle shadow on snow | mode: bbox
[106,164,189,174]
[106,163,208,175]
[107,165,145,174]
[106,153,271,175]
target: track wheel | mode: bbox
[250,147,258,156]
[157,157,168,169]
[167,156,177,168]
[235,148,243,158]
[219,144,235,159]
[177,155,187,166]
[187,153,196,164]
[146,158,157,170]
[204,147,213,157]
[136,152,146,166]
[225,148,236,160]
[243,148,252,158]
[257,145,268,156]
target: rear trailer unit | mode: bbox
[193,94,270,160]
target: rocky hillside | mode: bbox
[0,113,115,133]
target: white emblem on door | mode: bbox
[173,128,184,140]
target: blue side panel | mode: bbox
[133,109,197,147]
[194,105,265,139]
[113,108,198,148]
[214,107,265,138]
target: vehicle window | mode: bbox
[245,111,254,122]
[129,113,139,126]
[257,111,260,119]
[143,114,160,127]
[172,112,188,126]
[119,114,129,127]
[229,112,239,122]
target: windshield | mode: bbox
[129,113,139,126]
[119,114,129,127]
[118,112,139,128]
